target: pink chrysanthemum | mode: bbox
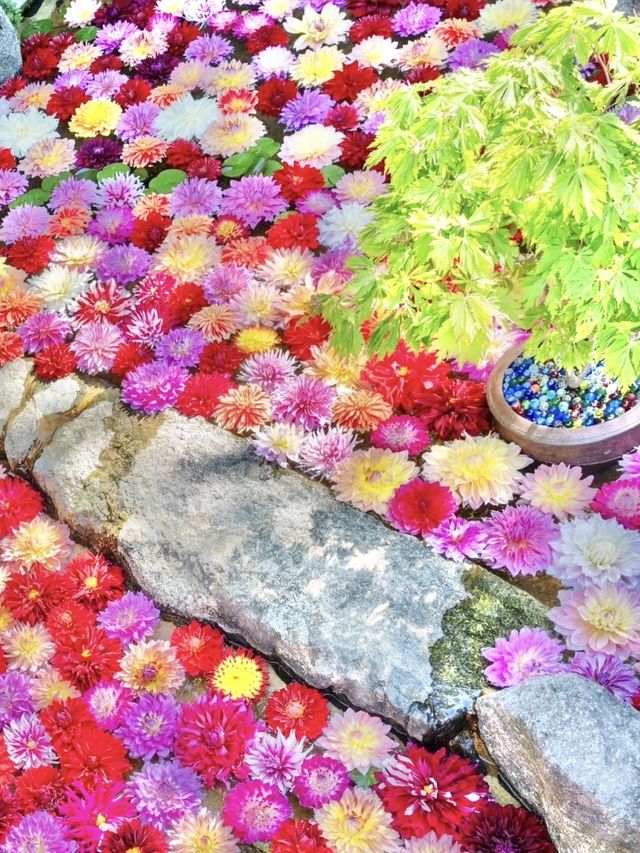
[71,320,123,374]
[482,628,566,688]
[479,505,559,576]
[618,447,640,479]
[425,517,484,562]
[121,361,189,415]
[370,415,430,456]
[4,714,57,770]
[293,754,352,809]
[298,427,358,478]
[316,708,396,774]
[518,462,596,520]
[550,582,640,657]
[244,730,308,793]
[271,375,336,430]
[238,350,298,392]
[222,780,292,844]
[203,264,254,305]
[84,680,134,732]
[18,312,71,354]
[591,477,640,530]
[220,176,287,229]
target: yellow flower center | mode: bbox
[84,576,98,589]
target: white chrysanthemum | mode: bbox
[263,0,301,20]
[64,0,100,26]
[251,423,306,467]
[168,809,239,853]
[28,266,93,312]
[257,248,314,289]
[4,623,56,674]
[477,0,539,34]
[350,36,400,70]
[253,46,296,80]
[120,28,168,67]
[318,203,375,249]
[0,108,59,157]
[285,3,350,51]
[182,0,225,24]
[335,170,387,205]
[51,235,105,272]
[154,95,221,142]
[550,515,640,588]
[280,124,344,169]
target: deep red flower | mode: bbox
[111,341,155,379]
[264,683,330,740]
[347,0,405,16]
[431,0,486,17]
[5,236,55,274]
[200,341,245,375]
[185,155,222,181]
[130,212,172,252]
[323,62,377,101]
[0,476,43,540]
[350,14,394,42]
[64,553,125,610]
[53,626,123,691]
[22,46,59,80]
[40,698,97,751]
[102,820,169,853]
[14,767,66,813]
[274,162,325,203]
[415,378,491,439]
[90,55,123,74]
[324,103,361,132]
[257,78,299,116]
[247,24,290,55]
[0,742,13,788]
[406,66,443,85]
[45,601,97,644]
[2,564,71,624]
[171,619,226,676]
[0,149,15,170]
[0,331,24,366]
[387,479,458,536]
[46,85,89,119]
[271,819,331,853]
[33,343,78,380]
[0,789,17,843]
[176,372,237,419]
[339,130,375,169]
[59,727,132,790]
[282,316,332,361]
[458,803,555,853]
[362,342,451,411]
[376,744,488,838]
[114,78,152,108]
[166,20,201,55]
[166,283,207,326]
[0,75,26,99]
[165,138,202,169]
[632,692,640,711]
[267,212,319,250]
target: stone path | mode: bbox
[0,358,549,740]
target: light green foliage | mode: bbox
[322,0,640,387]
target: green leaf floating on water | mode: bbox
[9,188,51,208]
[75,26,98,42]
[41,173,73,193]
[96,163,131,181]
[322,165,345,188]
[349,768,377,788]
[148,169,188,193]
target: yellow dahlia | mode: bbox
[21,138,76,178]
[4,623,55,674]
[69,99,123,137]
[208,649,268,701]
[117,639,186,694]
[519,462,596,520]
[205,61,256,95]
[290,46,344,86]
[235,327,280,353]
[170,60,212,91]
[58,42,101,71]
[11,82,54,111]
[154,235,221,283]
[317,788,402,853]
[397,35,448,70]
[168,809,240,853]
[477,0,538,34]
[422,434,531,510]
[332,448,416,514]
[1,515,71,571]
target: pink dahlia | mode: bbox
[244,731,308,793]
[479,506,559,576]
[482,628,566,688]
[549,582,640,657]
[121,361,189,415]
[426,517,484,562]
[71,320,123,374]
[569,651,639,703]
[386,479,458,537]
[618,447,640,479]
[271,375,336,430]
[370,415,430,456]
[222,780,292,844]
[293,755,352,809]
[591,477,640,530]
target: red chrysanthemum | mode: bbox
[339,130,375,169]
[59,726,132,790]
[200,341,246,375]
[176,371,237,419]
[264,683,330,740]
[406,66,442,85]
[376,744,488,838]
[46,85,89,119]
[415,378,491,439]
[247,23,290,55]
[0,789,17,844]
[324,103,360,132]
[33,343,78,381]
[0,149,16,170]
[347,0,405,16]
[174,693,257,786]
[64,553,125,610]
[165,138,202,168]
[221,236,272,268]
[274,162,325,203]
[166,283,208,327]
[2,565,71,625]
[14,766,66,813]
[458,803,555,853]
[185,155,222,181]
[53,626,123,691]
[111,341,154,379]
[271,819,331,853]
[130,212,172,252]
[22,46,59,80]
[0,742,13,788]
[350,14,394,42]
[0,476,43,539]
[45,601,97,642]
[0,75,26,99]
[0,331,23,366]
[257,78,299,116]
[362,342,451,411]
[115,77,152,108]
[323,62,378,101]
[386,479,458,537]
[102,820,169,853]
[166,20,201,55]
[5,236,55,274]
[283,315,332,361]
[267,212,319,251]
[90,55,123,73]
[171,620,226,676]
[40,698,97,751]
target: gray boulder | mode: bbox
[476,674,640,853]
[0,8,21,84]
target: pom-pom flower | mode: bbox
[317,708,395,774]
[482,628,566,688]
[332,448,417,514]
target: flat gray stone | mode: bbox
[0,9,21,84]
[476,674,640,853]
[0,358,31,434]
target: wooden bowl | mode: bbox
[486,345,640,468]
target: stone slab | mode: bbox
[0,8,21,83]
[476,674,640,853]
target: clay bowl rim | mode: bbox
[486,343,640,448]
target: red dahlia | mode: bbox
[46,86,89,119]
[34,343,78,380]
[386,479,458,537]
[271,819,331,852]
[65,552,125,610]
[376,744,488,838]
[166,20,201,55]
[166,283,207,326]
[257,78,299,116]
[5,236,55,274]
[171,620,226,676]
[111,342,154,379]
[0,149,16,170]
[282,316,332,361]
[40,698,97,750]
[200,341,245,375]
[274,162,325,203]
[0,476,43,539]
[22,47,59,80]
[406,67,443,85]
[0,789,17,843]
[323,62,377,101]
[59,726,132,790]
[0,331,23,366]
[267,212,319,250]
[115,78,152,108]
[350,14,394,42]
[339,131,375,169]
[176,372,237,419]
[0,742,13,788]
[2,565,71,624]
[362,342,451,411]
[102,820,169,853]
[45,601,97,642]
[324,103,360,132]
[415,378,492,439]
[14,766,66,812]
[264,683,330,740]
[53,626,123,691]
[165,138,202,168]
[458,803,555,853]
[247,24,290,55]
[186,156,222,181]
[90,55,123,73]
[130,212,172,252]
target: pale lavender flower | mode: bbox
[124,308,165,347]
[298,426,357,478]
[54,69,91,90]
[233,11,273,37]
[619,447,640,478]
[95,21,139,52]
[245,730,309,793]
[117,693,181,760]
[449,38,499,70]
[4,713,57,769]
[203,264,254,304]
[155,328,207,368]
[1,811,70,853]
[392,2,441,36]
[18,312,71,353]
[297,188,337,216]
[251,422,305,467]
[116,102,161,142]
[616,104,640,125]
[425,517,484,562]
[122,361,189,414]
[238,350,298,392]
[96,173,145,209]
[569,651,639,703]
[0,205,50,243]
[0,169,27,205]
[271,375,335,430]
[97,245,152,284]
[97,590,160,646]
[127,759,204,831]
[49,176,98,211]
[71,320,123,373]
[483,628,566,688]
[0,672,35,727]
[169,178,223,218]
[220,176,287,228]
[85,70,128,98]
[87,207,135,246]
[252,46,296,79]
[281,90,334,132]
[184,33,233,63]
[85,680,134,731]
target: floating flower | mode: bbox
[97,591,160,647]
[117,640,186,695]
[316,787,402,853]
[317,708,395,774]
[245,730,308,793]
[332,448,417,514]
[458,802,554,853]
[2,811,69,853]
[482,628,566,688]
[519,463,596,520]
[331,387,392,432]
[69,99,123,137]
[272,375,336,430]
[264,683,330,740]
[591,477,640,530]
[280,124,345,169]
[121,361,189,415]
[0,477,43,540]
[207,648,268,702]
[215,384,272,432]
[168,809,239,853]
[569,651,639,703]
[299,427,358,478]
[479,505,558,576]
[403,833,464,853]
[223,780,292,844]
[271,819,331,853]
[251,422,305,466]
[370,415,430,456]
[387,479,458,537]
[549,515,640,588]
[128,759,204,832]
[1,515,71,572]
[170,620,225,677]
[4,624,56,674]
[293,754,352,808]
[4,714,57,770]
